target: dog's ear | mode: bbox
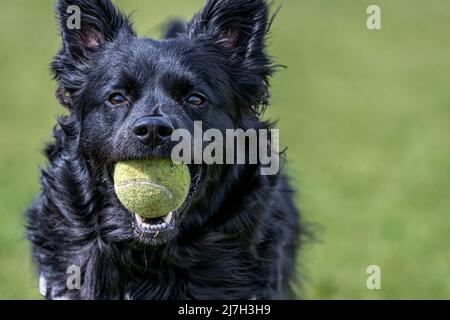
[188,0,273,114]
[188,0,270,61]
[52,0,134,108]
[55,0,133,60]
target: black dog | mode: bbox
[27,0,304,299]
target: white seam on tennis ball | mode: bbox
[115,180,173,201]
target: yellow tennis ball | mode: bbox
[113,159,190,219]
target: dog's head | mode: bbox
[52,0,273,247]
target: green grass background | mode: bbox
[0,0,449,299]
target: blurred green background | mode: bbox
[0,0,449,299]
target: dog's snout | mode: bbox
[132,116,174,147]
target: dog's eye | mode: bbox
[186,94,206,106]
[108,93,127,106]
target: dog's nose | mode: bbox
[132,116,174,147]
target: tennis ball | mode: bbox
[113,159,190,219]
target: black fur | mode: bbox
[27,0,304,300]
